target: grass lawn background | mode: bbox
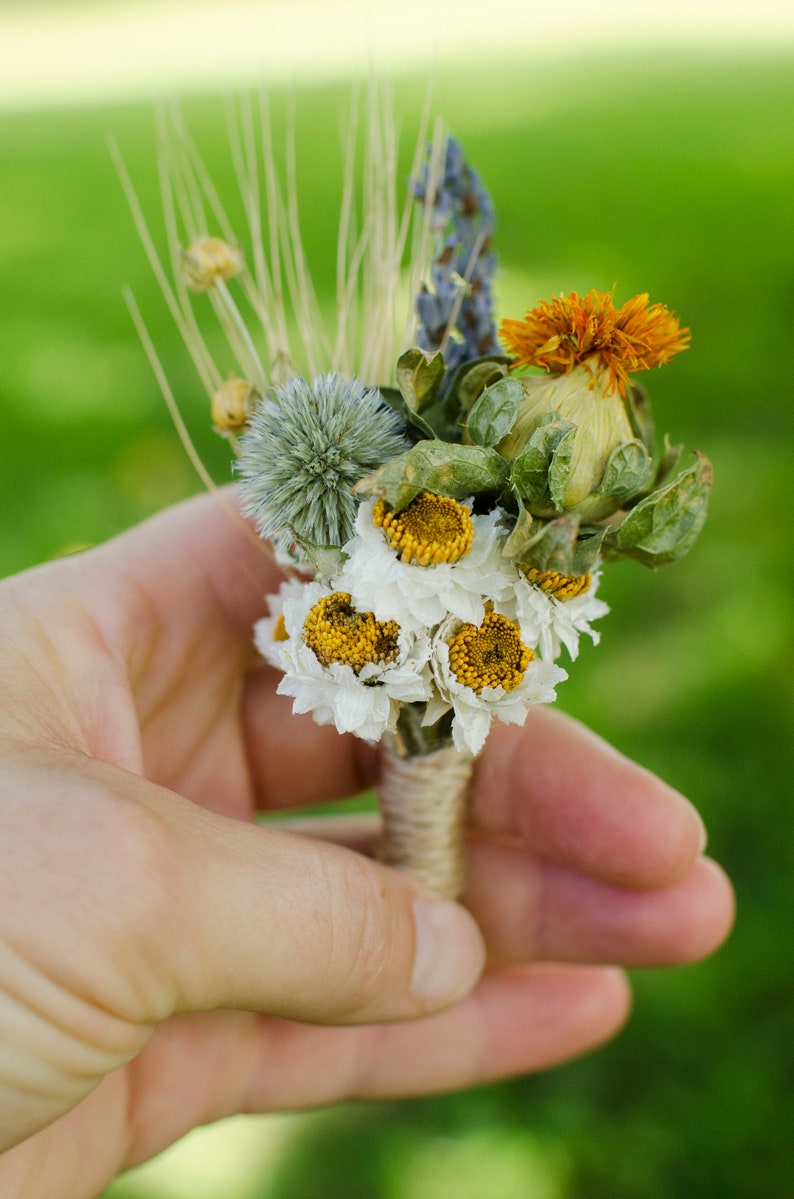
[1,50,792,1199]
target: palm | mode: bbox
[75,496,365,821]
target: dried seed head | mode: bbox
[447,611,532,695]
[182,236,244,291]
[373,492,475,566]
[302,592,400,674]
[211,377,259,435]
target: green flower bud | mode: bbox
[497,361,639,522]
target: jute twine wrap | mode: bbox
[377,735,474,900]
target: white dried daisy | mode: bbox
[506,568,610,662]
[339,495,515,632]
[256,581,432,743]
[253,578,307,668]
[424,610,567,754]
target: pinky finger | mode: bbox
[117,965,631,1169]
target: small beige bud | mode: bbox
[212,377,259,434]
[182,236,243,291]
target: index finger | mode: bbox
[92,487,286,644]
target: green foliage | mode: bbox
[395,347,445,415]
[509,418,577,509]
[355,439,508,511]
[504,511,605,577]
[621,381,656,455]
[445,354,512,426]
[546,425,578,511]
[598,438,655,500]
[605,451,713,568]
[465,376,523,447]
[389,347,447,438]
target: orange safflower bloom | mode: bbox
[499,289,690,395]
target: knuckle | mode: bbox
[72,779,183,1022]
[0,750,181,1026]
[323,851,409,1019]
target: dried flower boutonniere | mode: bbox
[123,99,712,898]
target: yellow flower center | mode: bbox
[272,613,289,642]
[302,592,400,675]
[448,612,533,695]
[373,492,475,566]
[525,568,592,601]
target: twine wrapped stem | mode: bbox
[377,723,473,900]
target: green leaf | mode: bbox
[598,438,654,500]
[547,426,578,511]
[510,418,576,508]
[292,539,345,579]
[605,451,713,567]
[502,493,535,561]
[649,433,684,493]
[571,526,607,575]
[621,381,656,456]
[354,440,509,512]
[377,384,436,442]
[378,386,404,411]
[519,514,581,574]
[504,509,606,575]
[396,348,445,414]
[444,355,512,419]
[466,377,524,447]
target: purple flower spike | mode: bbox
[412,137,500,373]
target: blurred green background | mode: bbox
[1,45,792,1199]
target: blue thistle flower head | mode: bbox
[236,373,408,552]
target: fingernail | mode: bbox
[411,898,485,1004]
[694,806,708,854]
[672,788,708,856]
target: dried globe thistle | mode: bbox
[236,373,408,554]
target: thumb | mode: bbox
[107,765,486,1026]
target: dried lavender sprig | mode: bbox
[412,136,500,373]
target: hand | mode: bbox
[0,492,734,1198]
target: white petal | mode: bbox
[451,702,491,754]
[340,500,516,634]
[334,683,381,737]
[253,617,285,667]
[442,585,486,626]
[423,691,452,726]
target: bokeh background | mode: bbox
[1,2,792,1196]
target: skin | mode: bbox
[0,492,734,1198]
